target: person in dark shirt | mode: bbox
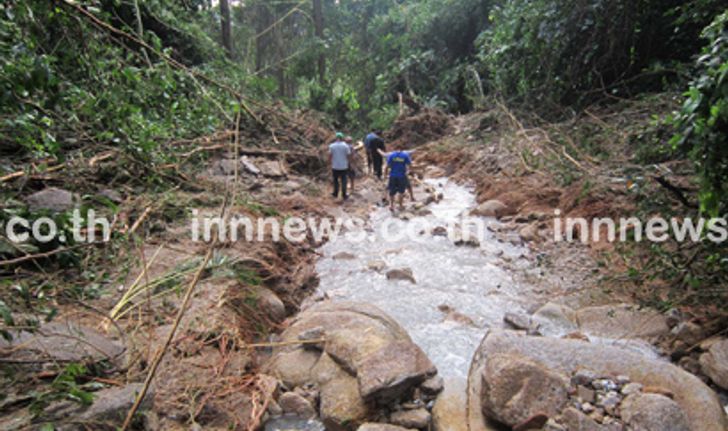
[385,146,412,211]
[364,131,385,179]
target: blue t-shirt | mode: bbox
[387,151,411,178]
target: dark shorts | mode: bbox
[348,169,356,179]
[388,177,408,196]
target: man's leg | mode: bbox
[332,170,339,198]
[341,171,348,199]
[366,151,373,175]
[398,193,404,210]
[373,156,383,179]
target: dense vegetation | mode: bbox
[1,1,727,427]
[2,0,726,211]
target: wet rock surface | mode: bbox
[467,329,727,431]
[266,302,440,430]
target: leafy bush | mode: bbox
[670,11,728,216]
[0,1,249,159]
[478,0,725,117]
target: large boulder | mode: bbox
[699,338,728,390]
[620,393,690,431]
[479,353,569,427]
[357,341,436,401]
[266,302,438,430]
[467,329,727,431]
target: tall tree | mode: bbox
[312,0,325,84]
[219,0,232,57]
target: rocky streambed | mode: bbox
[264,178,728,431]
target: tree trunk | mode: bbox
[313,0,325,84]
[219,0,232,58]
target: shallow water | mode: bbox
[316,179,540,378]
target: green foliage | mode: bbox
[29,363,95,417]
[670,11,728,216]
[478,0,725,117]
[0,0,256,160]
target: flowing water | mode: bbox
[315,179,542,378]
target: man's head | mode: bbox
[344,136,353,144]
[375,130,383,136]
[335,132,345,140]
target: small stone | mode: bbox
[431,226,448,237]
[503,312,532,331]
[333,252,357,260]
[577,385,596,404]
[357,424,414,431]
[278,392,316,418]
[671,321,705,346]
[621,382,643,396]
[699,338,728,390]
[471,200,510,218]
[542,418,566,431]
[581,402,595,413]
[665,308,682,328]
[561,407,602,430]
[590,408,605,423]
[563,332,590,342]
[26,187,78,212]
[367,260,387,272]
[401,400,424,410]
[592,379,617,392]
[386,268,416,284]
[615,375,631,386]
[518,223,539,242]
[513,413,548,431]
[389,408,431,429]
[420,376,444,396]
[678,356,701,375]
[267,400,283,417]
[571,369,598,386]
[597,391,621,415]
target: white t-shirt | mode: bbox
[329,140,351,170]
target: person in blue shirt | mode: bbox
[364,131,385,179]
[379,148,416,202]
[385,146,412,211]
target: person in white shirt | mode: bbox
[329,132,351,200]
